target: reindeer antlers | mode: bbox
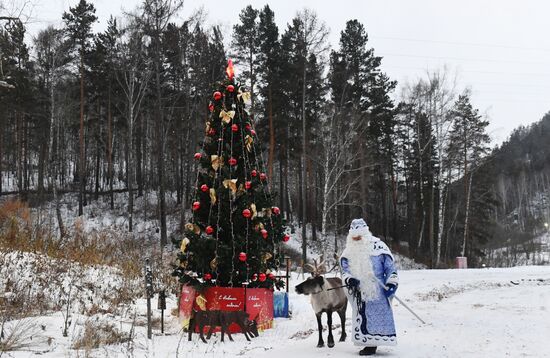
[305,257,327,276]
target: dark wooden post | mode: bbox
[157,290,166,334]
[285,257,291,293]
[145,259,153,339]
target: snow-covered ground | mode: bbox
[3,264,550,357]
[485,232,550,267]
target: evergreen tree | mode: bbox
[328,19,396,240]
[232,5,260,117]
[329,20,381,112]
[365,73,397,239]
[256,5,283,196]
[280,10,329,264]
[172,61,288,289]
[410,111,437,260]
[62,0,98,216]
[139,0,184,248]
[0,19,35,194]
[94,17,119,208]
[448,93,491,257]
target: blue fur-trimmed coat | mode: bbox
[340,240,398,347]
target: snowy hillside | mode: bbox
[2,251,549,357]
[485,232,550,267]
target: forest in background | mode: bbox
[1,0,548,268]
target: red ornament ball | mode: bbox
[239,252,247,262]
[231,124,239,132]
[213,91,222,101]
[260,173,267,181]
[251,170,258,177]
[194,152,202,160]
[227,84,235,92]
[205,226,214,235]
[192,201,201,211]
[208,103,214,112]
[242,209,252,218]
[268,273,275,280]
[245,123,251,131]
[259,273,266,282]
[229,157,237,166]
[204,273,212,281]
[261,229,268,239]
[245,181,252,190]
[200,184,209,192]
[252,273,258,281]
[272,206,280,215]
[251,129,256,136]
[283,234,290,242]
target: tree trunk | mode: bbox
[391,165,398,243]
[429,177,435,267]
[183,119,192,211]
[301,66,308,266]
[128,102,134,232]
[48,70,65,239]
[137,113,144,197]
[107,87,114,209]
[249,48,255,120]
[285,131,293,222]
[321,147,330,241]
[23,117,29,192]
[0,114,3,195]
[279,151,284,215]
[334,183,339,254]
[16,110,22,192]
[37,134,46,198]
[95,131,100,201]
[416,120,426,252]
[461,124,469,257]
[79,52,85,216]
[310,158,317,242]
[181,110,192,228]
[268,87,274,189]
[435,170,451,266]
[461,171,474,257]
[176,118,183,205]
[153,30,168,249]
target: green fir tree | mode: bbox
[173,60,288,290]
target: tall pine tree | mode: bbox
[448,93,491,257]
[62,0,97,216]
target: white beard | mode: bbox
[341,232,380,301]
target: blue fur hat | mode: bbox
[349,218,370,237]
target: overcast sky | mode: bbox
[14,0,550,145]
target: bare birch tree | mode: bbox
[116,21,151,232]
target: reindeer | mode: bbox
[295,258,347,348]
[210,311,259,342]
[188,309,259,343]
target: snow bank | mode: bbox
[0,250,141,315]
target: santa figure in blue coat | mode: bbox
[340,218,398,356]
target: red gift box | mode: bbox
[246,288,274,330]
[179,286,274,334]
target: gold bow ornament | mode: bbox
[220,109,235,124]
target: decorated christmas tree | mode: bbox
[173,60,289,290]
